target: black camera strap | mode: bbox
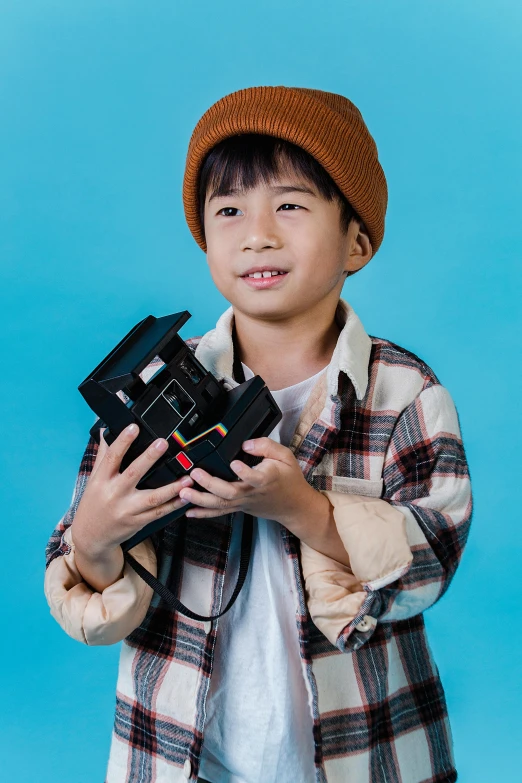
[124,514,253,622]
[123,329,254,623]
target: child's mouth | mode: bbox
[240,271,289,289]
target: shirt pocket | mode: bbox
[310,474,384,498]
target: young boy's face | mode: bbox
[202,167,371,323]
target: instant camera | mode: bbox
[78,311,281,621]
[79,310,282,551]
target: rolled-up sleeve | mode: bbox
[300,383,472,652]
[44,526,156,645]
[301,493,412,649]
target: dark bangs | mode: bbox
[198,133,361,236]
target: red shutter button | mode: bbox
[175,452,194,471]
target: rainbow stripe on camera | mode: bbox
[170,423,228,471]
[170,422,228,448]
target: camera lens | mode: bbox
[164,389,182,413]
[141,380,195,438]
[180,356,204,385]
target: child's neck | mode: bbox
[232,303,341,391]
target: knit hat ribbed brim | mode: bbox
[182,85,387,255]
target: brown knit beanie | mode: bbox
[182,85,387,255]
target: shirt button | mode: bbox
[183,758,192,778]
[355,615,377,633]
[203,620,212,635]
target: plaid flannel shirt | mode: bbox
[45,298,473,783]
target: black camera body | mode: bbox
[78,311,282,552]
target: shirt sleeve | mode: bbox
[44,434,157,646]
[300,383,473,652]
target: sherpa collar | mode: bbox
[194,297,372,401]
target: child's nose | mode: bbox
[240,214,282,252]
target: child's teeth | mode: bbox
[247,271,285,278]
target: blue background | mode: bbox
[1,1,520,780]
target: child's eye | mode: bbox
[217,207,242,217]
[217,203,302,217]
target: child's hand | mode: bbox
[178,437,320,535]
[72,424,194,560]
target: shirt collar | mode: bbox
[194,297,372,401]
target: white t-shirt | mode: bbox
[198,362,327,783]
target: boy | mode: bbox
[45,86,473,783]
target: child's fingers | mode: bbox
[118,435,172,489]
[135,492,195,526]
[134,476,194,515]
[178,484,234,511]
[185,506,233,520]
[185,468,241,500]
[228,460,266,486]
[91,428,108,477]
[97,423,141,479]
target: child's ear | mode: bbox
[345,221,373,275]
